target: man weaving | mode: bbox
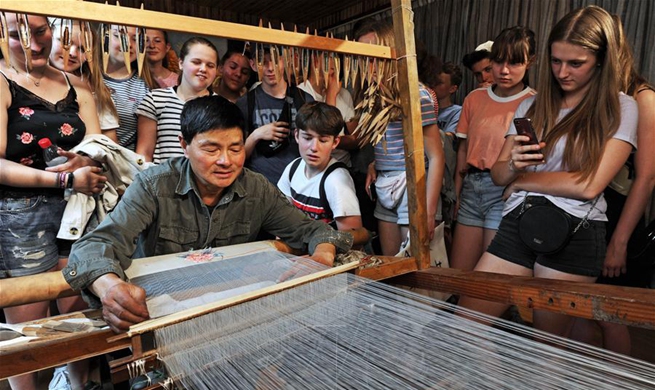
[64,96,352,332]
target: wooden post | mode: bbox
[390,0,430,269]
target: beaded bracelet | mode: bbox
[57,172,67,189]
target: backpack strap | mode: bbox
[288,157,303,182]
[289,85,307,114]
[319,161,348,220]
[246,88,257,134]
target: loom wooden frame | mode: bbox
[1,0,654,383]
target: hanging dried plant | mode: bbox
[0,12,11,67]
[79,21,94,73]
[352,79,402,148]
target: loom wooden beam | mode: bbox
[0,311,131,379]
[0,240,326,308]
[355,255,419,280]
[0,271,76,308]
[392,267,655,329]
[0,1,393,58]
[390,0,430,269]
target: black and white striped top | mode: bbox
[103,73,149,151]
[135,87,186,164]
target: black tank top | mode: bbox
[1,71,86,195]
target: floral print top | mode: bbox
[1,71,86,177]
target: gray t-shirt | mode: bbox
[504,94,638,220]
[236,86,314,184]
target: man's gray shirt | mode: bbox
[64,157,352,306]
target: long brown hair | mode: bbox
[613,15,651,98]
[527,5,622,182]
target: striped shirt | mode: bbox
[103,73,149,151]
[135,87,187,164]
[374,85,437,171]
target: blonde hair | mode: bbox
[91,25,157,90]
[47,19,119,122]
[527,5,622,182]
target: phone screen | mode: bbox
[513,118,540,152]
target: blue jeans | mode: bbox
[0,194,66,278]
[457,172,504,230]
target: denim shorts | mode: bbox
[457,172,504,230]
[487,199,606,277]
[0,194,67,278]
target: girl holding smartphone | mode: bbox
[459,6,639,338]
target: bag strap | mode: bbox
[288,157,302,182]
[519,193,599,235]
[289,85,306,113]
[319,161,348,219]
[572,196,599,234]
[246,88,257,134]
[288,157,347,221]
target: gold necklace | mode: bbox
[12,65,46,87]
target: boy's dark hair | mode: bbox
[442,61,463,88]
[462,49,491,71]
[180,96,245,144]
[417,54,443,90]
[221,46,253,64]
[295,101,345,137]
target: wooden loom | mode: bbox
[1,0,654,385]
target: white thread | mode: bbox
[148,271,655,389]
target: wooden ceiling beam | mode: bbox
[0,1,394,58]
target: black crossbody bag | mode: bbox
[517,195,598,255]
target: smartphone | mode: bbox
[368,182,377,202]
[513,117,540,153]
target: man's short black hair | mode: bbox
[462,49,491,71]
[180,96,246,144]
[295,101,345,138]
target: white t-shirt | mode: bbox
[298,81,355,166]
[504,94,638,220]
[277,158,360,223]
[98,107,119,131]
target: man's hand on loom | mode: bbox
[309,243,336,267]
[91,274,150,333]
[277,257,329,282]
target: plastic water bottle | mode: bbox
[38,138,68,167]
